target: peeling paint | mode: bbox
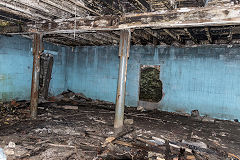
[66,45,240,121]
[0,35,69,101]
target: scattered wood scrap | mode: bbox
[0,90,240,160]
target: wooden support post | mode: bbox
[30,33,43,119]
[114,29,131,130]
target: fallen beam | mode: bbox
[26,5,240,34]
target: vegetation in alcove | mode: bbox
[139,66,162,102]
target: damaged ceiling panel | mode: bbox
[0,0,240,46]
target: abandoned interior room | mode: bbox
[1,0,240,159]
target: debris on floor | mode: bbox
[0,90,240,160]
[0,147,6,160]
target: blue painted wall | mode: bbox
[0,35,70,101]
[66,45,240,120]
[1,35,240,120]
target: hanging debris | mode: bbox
[39,53,54,100]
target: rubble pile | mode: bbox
[0,90,239,160]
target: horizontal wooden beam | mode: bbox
[11,5,240,34]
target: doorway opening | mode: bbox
[139,65,163,103]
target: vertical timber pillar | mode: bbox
[114,29,131,129]
[30,33,43,119]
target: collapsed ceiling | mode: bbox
[0,0,240,46]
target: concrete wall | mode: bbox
[0,35,69,101]
[1,35,240,120]
[66,45,240,120]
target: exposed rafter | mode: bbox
[0,0,239,46]
[9,0,62,19]
[205,27,212,44]
[0,1,51,21]
[39,0,85,17]
[95,0,122,15]
[67,0,102,16]
[163,29,183,44]
[129,0,151,12]
[228,26,233,42]
[184,28,198,44]
[144,28,161,41]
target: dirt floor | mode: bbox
[0,91,240,160]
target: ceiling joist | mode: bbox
[184,28,198,44]
[163,29,183,44]
[205,27,213,44]
[0,0,239,46]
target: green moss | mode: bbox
[0,20,10,27]
[139,67,162,102]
